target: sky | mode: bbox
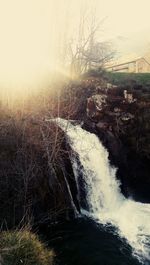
[0,0,150,89]
[95,0,150,37]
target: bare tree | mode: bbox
[65,8,114,77]
[52,2,114,78]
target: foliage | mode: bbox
[81,67,107,79]
[0,230,54,265]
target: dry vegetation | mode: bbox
[0,79,84,228]
[0,229,54,265]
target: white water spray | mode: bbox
[53,118,150,264]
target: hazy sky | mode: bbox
[95,0,150,36]
[0,0,150,88]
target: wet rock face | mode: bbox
[84,117,150,203]
[83,81,150,203]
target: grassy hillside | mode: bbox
[106,72,150,87]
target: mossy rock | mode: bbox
[0,230,54,265]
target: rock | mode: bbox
[96,122,109,130]
[87,94,107,120]
[124,90,137,103]
[95,85,102,92]
[114,107,121,113]
[106,82,117,89]
[121,113,134,121]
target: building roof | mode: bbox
[105,57,150,69]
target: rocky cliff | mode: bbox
[78,77,150,202]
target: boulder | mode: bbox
[87,94,107,120]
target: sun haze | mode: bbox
[0,0,149,91]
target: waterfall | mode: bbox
[53,118,150,264]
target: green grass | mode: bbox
[0,230,54,265]
[106,72,150,86]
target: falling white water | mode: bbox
[53,118,150,264]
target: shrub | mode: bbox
[0,230,54,265]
